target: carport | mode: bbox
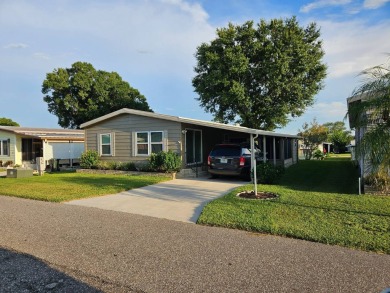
[180,120,300,170]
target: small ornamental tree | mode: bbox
[298,119,328,160]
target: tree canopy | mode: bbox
[42,62,152,129]
[0,117,19,126]
[323,121,353,153]
[193,17,327,130]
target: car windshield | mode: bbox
[210,145,241,156]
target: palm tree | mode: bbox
[348,57,390,190]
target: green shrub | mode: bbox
[364,169,390,193]
[252,162,284,184]
[96,160,110,170]
[120,162,137,171]
[313,149,325,160]
[3,160,13,167]
[95,160,137,171]
[149,151,182,173]
[80,150,99,169]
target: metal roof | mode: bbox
[0,126,84,141]
[80,108,299,138]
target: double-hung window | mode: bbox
[136,131,164,156]
[0,139,9,156]
[100,133,112,156]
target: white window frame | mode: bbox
[136,131,164,156]
[99,133,112,156]
[0,139,10,156]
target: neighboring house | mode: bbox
[347,93,370,177]
[0,126,84,169]
[80,108,299,169]
[298,140,333,158]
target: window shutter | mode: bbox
[7,139,10,156]
[163,130,168,151]
[96,133,101,155]
[131,132,136,157]
[111,132,115,156]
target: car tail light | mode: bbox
[239,156,245,166]
[208,156,211,166]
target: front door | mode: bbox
[22,138,43,162]
[185,129,202,165]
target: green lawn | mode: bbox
[198,155,390,254]
[0,171,171,202]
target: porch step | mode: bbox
[176,168,209,179]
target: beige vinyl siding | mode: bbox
[0,131,17,164]
[84,113,182,163]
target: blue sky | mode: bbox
[1,0,390,134]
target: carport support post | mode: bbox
[263,136,266,162]
[273,137,276,166]
[250,133,258,184]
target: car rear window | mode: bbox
[210,145,241,156]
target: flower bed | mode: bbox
[76,169,176,179]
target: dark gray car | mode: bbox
[207,144,255,180]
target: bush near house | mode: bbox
[96,161,137,171]
[252,162,284,184]
[313,149,325,160]
[80,150,99,169]
[149,151,182,173]
[79,150,181,173]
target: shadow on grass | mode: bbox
[0,247,101,292]
[270,199,390,217]
[278,157,360,195]
[57,174,169,190]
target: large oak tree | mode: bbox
[0,117,19,126]
[193,17,327,130]
[42,62,152,129]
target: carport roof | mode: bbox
[80,108,299,138]
[0,126,84,141]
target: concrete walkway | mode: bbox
[66,177,244,223]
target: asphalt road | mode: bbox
[0,195,389,292]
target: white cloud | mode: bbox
[363,0,390,9]
[161,0,209,22]
[300,0,351,13]
[308,102,348,118]
[318,19,390,78]
[3,43,28,49]
[33,52,50,60]
[0,0,215,78]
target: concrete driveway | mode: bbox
[66,176,244,223]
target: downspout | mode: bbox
[250,133,259,181]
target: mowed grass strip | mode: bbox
[197,155,390,254]
[0,171,171,202]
